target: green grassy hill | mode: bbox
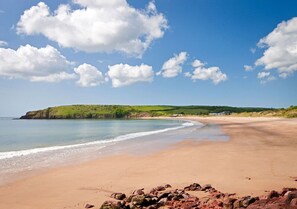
[20,105,274,119]
[233,106,297,118]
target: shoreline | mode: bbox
[0,116,296,209]
[0,119,206,186]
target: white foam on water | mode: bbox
[0,121,195,160]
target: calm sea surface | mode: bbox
[0,118,228,184]
[0,118,185,152]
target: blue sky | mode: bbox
[0,0,297,116]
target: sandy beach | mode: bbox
[0,117,296,209]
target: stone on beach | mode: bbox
[99,184,297,209]
[111,193,126,200]
[85,203,94,208]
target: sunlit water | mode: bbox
[0,118,228,184]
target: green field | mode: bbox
[233,106,297,118]
[20,105,278,119]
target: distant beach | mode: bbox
[0,116,296,209]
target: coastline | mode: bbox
[0,116,296,209]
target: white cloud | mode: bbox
[255,17,297,78]
[17,0,168,56]
[0,41,8,46]
[74,63,106,87]
[184,72,192,77]
[157,52,188,78]
[257,71,270,79]
[192,59,204,68]
[244,65,253,71]
[189,59,227,84]
[257,71,276,84]
[107,63,153,87]
[0,44,75,82]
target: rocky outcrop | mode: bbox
[93,184,297,209]
[20,108,135,119]
[20,109,51,119]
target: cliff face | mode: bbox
[19,106,145,119]
[20,109,50,119]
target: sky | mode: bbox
[0,0,297,116]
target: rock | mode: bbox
[184,183,202,191]
[131,195,148,206]
[171,194,184,201]
[100,201,122,209]
[164,184,172,188]
[158,197,168,204]
[144,196,157,205]
[85,204,94,208]
[111,193,126,200]
[175,189,184,194]
[156,186,166,191]
[233,199,243,209]
[242,196,258,207]
[286,191,297,203]
[99,184,297,209]
[133,189,144,195]
[201,184,212,191]
[146,205,158,209]
[126,195,135,203]
[291,198,297,206]
[281,187,297,195]
[157,192,170,200]
[267,190,279,199]
[223,197,237,209]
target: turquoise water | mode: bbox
[0,118,228,184]
[0,118,185,153]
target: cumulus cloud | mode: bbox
[74,63,106,87]
[244,65,253,71]
[107,63,153,87]
[0,44,75,82]
[257,71,270,79]
[157,52,188,78]
[255,17,297,78]
[0,41,8,46]
[257,72,276,84]
[187,59,227,84]
[17,0,168,56]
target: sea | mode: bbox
[0,117,228,184]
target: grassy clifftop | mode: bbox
[233,106,297,118]
[20,105,273,119]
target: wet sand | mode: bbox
[0,117,296,209]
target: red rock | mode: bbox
[184,183,202,191]
[164,184,172,188]
[282,187,297,195]
[100,200,122,209]
[133,189,144,195]
[85,203,94,208]
[286,191,297,203]
[201,184,212,191]
[267,190,279,199]
[110,193,126,200]
[291,198,297,206]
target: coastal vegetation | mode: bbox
[233,105,297,118]
[20,105,274,119]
